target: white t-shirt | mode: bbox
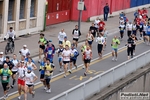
[18,66,27,80]
[5,30,15,39]
[127,24,133,31]
[96,37,105,44]
[119,19,124,24]
[11,59,19,71]
[58,32,66,42]
[94,19,100,28]
[20,49,30,57]
[143,25,148,32]
[70,49,77,57]
[84,49,92,59]
[132,25,137,30]
[62,49,71,61]
[25,72,36,85]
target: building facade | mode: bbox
[0,0,46,39]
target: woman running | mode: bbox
[83,46,92,76]
[126,35,134,60]
[24,67,37,100]
[132,34,138,55]
[86,31,94,49]
[26,57,37,71]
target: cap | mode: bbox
[0,52,3,55]
[26,52,30,56]
[49,40,52,42]
[21,60,24,63]
[23,45,27,48]
[71,44,75,47]
[64,36,67,38]
[27,67,32,71]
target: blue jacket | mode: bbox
[104,6,109,13]
[70,49,79,60]
[146,26,150,35]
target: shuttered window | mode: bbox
[30,0,36,17]
[19,0,26,19]
[8,0,15,21]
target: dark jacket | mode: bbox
[104,6,109,13]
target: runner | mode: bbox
[86,31,94,49]
[146,22,150,45]
[132,21,137,36]
[44,40,55,63]
[0,52,5,69]
[39,57,47,90]
[119,22,126,40]
[17,61,27,100]
[56,44,64,72]
[139,21,144,40]
[119,17,125,25]
[44,59,55,93]
[0,63,12,100]
[102,28,108,49]
[89,23,97,38]
[38,33,47,63]
[83,46,92,76]
[63,36,71,49]
[11,54,19,88]
[111,36,120,61]
[143,22,148,43]
[26,57,37,71]
[126,21,133,37]
[132,34,138,55]
[98,19,105,34]
[126,35,134,60]
[81,40,89,69]
[19,45,30,57]
[24,67,37,100]
[58,29,66,44]
[72,25,81,47]
[3,56,14,70]
[94,17,100,36]
[70,44,79,70]
[96,33,105,59]
[25,52,35,63]
[62,45,71,78]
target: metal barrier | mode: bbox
[49,50,150,100]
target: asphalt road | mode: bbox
[0,31,150,100]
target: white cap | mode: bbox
[0,52,3,54]
[23,45,27,47]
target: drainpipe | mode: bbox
[43,0,48,31]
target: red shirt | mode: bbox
[98,21,105,30]
[138,9,142,15]
[142,15,148,20]
[142,10,147,15]
[136,18,141,25]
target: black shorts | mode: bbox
[136,25,140,30]
[97,44,103,53]
[39,45,45,50]
[127,31,132,37]
[45,78,51,85]
[143,31,146,36]
[99,29,103,33]
[84,59,91,64]
[2,82,9,91]
[26,84,34,87]
[132,45,136,50]
[63,61,70,64]
[70,59,76,65]
[139,28,143,32]
[73,38,79,42]
[12,71,17,75]
[40,74,45,79]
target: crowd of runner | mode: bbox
[0,7,150,100]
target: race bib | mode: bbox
[91,30,94,33]
[121,28,124,30]
[45,70,50,76]
[26,77,30,81]
[60,35,64,39]
[48,50,52,55]
[2,76,7,81]
[98,40,102,44]
[100,24,102,27]
[128,44,131,47]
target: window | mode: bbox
[30,0,36,17]
[19,0,26,19]
[8,0,15,21]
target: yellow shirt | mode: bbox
[0,69,12,75]
[45,64,53,76]
[63,40,71,48]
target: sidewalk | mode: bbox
[0,8,149,59]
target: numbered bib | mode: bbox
[48,50,52,55]
[128,44,131,47]
[2,76,7,81]
[26,77,30,81]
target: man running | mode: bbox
[72,25,81,47]
[70,44,79,70]
[24,67,37,100]
[126,21,133,37]
[111,36,120,61]
[17,61,27,100]
[44,59,55,93]
[0,63,12,100]
[39,57,47,90]
[11,54,19,88]
[63,36,71,49]
[126,35,134,60]
[38,33,47,63]
[58,29,66,44]
[119,22,126,40]
[3,56,14,70]
[56,44,64,72]
[96,33,105,59]
[86,31,94,49]
[19,45,30,58]
[89,23,97,38]
[83,46,92,76]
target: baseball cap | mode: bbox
[23,45,27,48]
[49,40,52,42]
[64,36,67,38]
[21,60,24,63]
[0,52,3,55]
[26,52,30,56]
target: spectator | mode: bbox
[103,3,109,21]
